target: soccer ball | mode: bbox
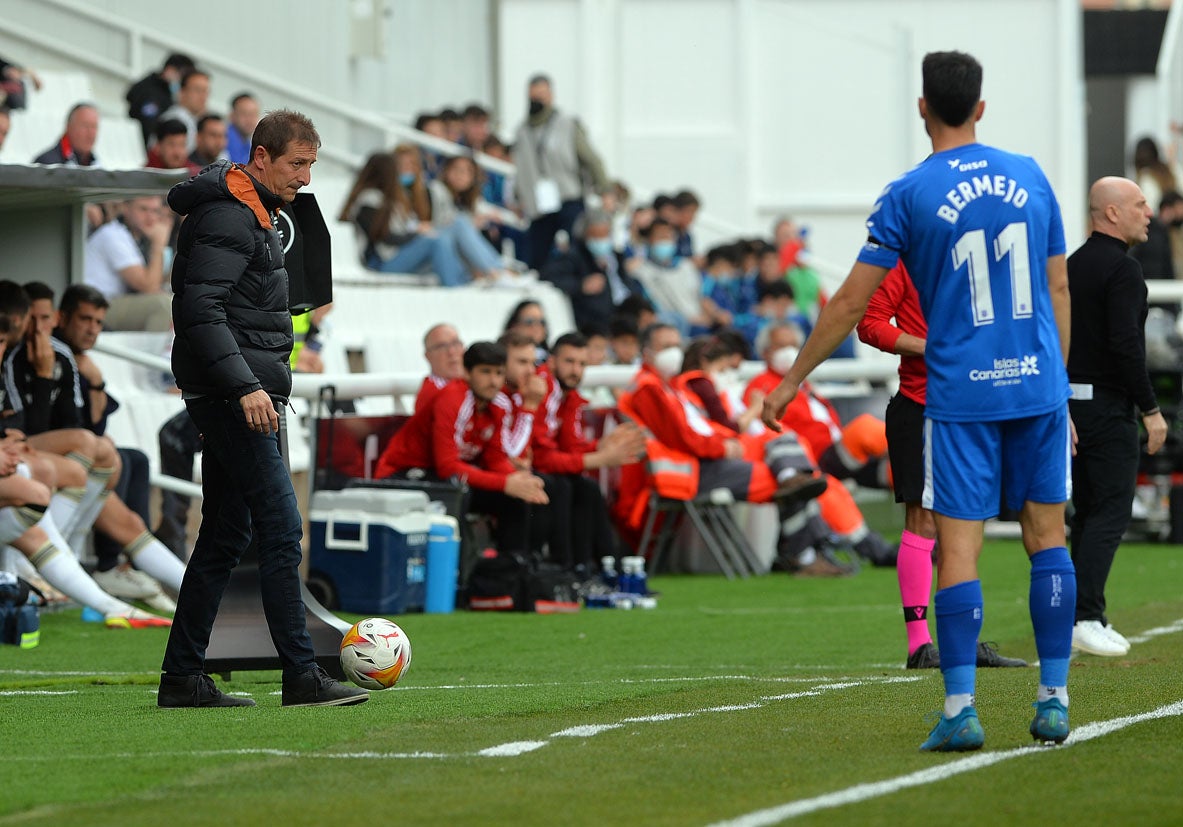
[339,617,412,690]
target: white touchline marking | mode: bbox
[1125,617,1183,644]
[477,741,548,757]
[707,699,1183,827]
[0,690,78,696]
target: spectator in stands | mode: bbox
[159,68,210,153]
[428,154,509,283]
[460,104,491,150]
[225,92,259,164]
[375,341,549,554]
[416,323,465,413]
[540,209,643,331]
[0,107,9,152]
[699,243,748,332]
[745,279,811,349]
[147,118,198,174]
[0,55,41,110]
[126,53,194,147]
[189,113,228,169]
[83,196,173,332]
[580,323,609,366]
[1157,189,1183,277]
[33,102,100,167]
[671,189,700,261]
[1132,135,1178,213]
[652,193,677,224]
[340,148,468,285]
[624,204,656,261]
[6,282,187,602]
[512,73,610,270]
[607,314,640,366]
[631,218,709,334]
[414,111,446,179]
[533,332,646,572]
[615,323,836,572]
[439,107,463,144]
[502,300,549,363]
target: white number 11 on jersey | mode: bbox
[952,222,1034,327]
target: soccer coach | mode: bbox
[157,110,367,708]
[1066,176,1167,658]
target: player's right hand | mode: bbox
[761,381,799,432]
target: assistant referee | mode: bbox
[1066,176,1168,658]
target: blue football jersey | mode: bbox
[857,143,1069,422]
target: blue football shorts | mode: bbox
[922,406,1071,520]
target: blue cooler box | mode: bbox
[309,489,432,614]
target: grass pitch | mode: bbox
[1,540,1182,826]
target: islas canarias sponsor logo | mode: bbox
[968,354,1040,382]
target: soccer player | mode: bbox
[762,50,1075,750]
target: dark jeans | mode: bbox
[93,448,151,571]
[161,397,315,677]
[566,474,617,570]
[525,199,584,270]
[1069,389,1140,625]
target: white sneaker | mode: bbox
[1072,620,1129,657]
[1103,623,1131,650]
[143,591,178,613]
[93,565,160,601]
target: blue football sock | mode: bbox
[1029,546,1076,689]
[935,579,983,702]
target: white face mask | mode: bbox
[652,346,684,378]
[770,345,799,375]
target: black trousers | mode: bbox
[1069,389,1140,625]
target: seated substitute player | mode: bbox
[763,51,1075,751]
[375,341,549,554]
[532,332,647,573]
[616,323,830,570]
[5,284,187,599]
[858,263,1026,670]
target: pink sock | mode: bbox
[897,530,935,654]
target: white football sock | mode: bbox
[1038,685,1068,706]
[944,693,974,718]
[48,488,85,539]
[30,540,133,616]
[68,483,112,558]
[125,531,186,592]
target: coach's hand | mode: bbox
[1144,410,1168,455]
[761,381,799,433]
[240,390,279,435]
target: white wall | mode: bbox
[499,0,1087,282]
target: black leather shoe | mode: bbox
[906,642,941,669]
[158,674,256,708]
[282,665,369,707]
[977,641,1028,668]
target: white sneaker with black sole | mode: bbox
[1072,619,1129,657]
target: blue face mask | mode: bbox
[651,241,677,263]
[399,172,416,187]
[585,238,614,259]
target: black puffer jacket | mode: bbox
[168,160,293,402]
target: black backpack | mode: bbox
[466,552,580,612]
[0,571,42,649]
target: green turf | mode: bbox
[1,541,1182,826]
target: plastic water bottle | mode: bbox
[601,556,618,590]
[632,556,649,597]
[618,557,636,597]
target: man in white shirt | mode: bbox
[158,69,209,153]
[83,197,172,332]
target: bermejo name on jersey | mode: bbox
[857,143,1069,423]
